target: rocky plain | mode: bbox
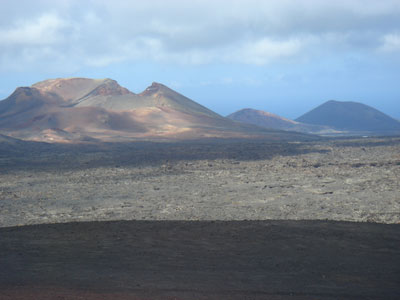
[0,137,399,226]
[1,136,400,299]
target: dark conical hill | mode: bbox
[296,100,400,132]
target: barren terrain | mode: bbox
[0,137,399,227]
[1,220,399,299]
[0,137,399,299]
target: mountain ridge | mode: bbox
[227,108,338,134]
[0,78,312,143]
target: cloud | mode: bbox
[0,13,70,46]
[380,33,400,52]
[0,0,400,72]
[229,38,306,65]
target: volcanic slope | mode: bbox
[227,108,337,134]
[296,100,400,134]
[0,78,309,142]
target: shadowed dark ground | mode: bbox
[1,137,399,173]
[0,220,399,299]
[0,138,327,172]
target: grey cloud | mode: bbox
[0,0,400,71]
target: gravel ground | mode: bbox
[1,220,399,299]
[1,137,399,299]
[0,137,399,227]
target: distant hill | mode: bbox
[227,108,338,134]
[0,78,312,143]
[296,100,400,134]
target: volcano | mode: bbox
[227,108,337,134]
[296,100,400,134]
[0,78,309,143]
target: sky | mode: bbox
[0,0,399,119]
